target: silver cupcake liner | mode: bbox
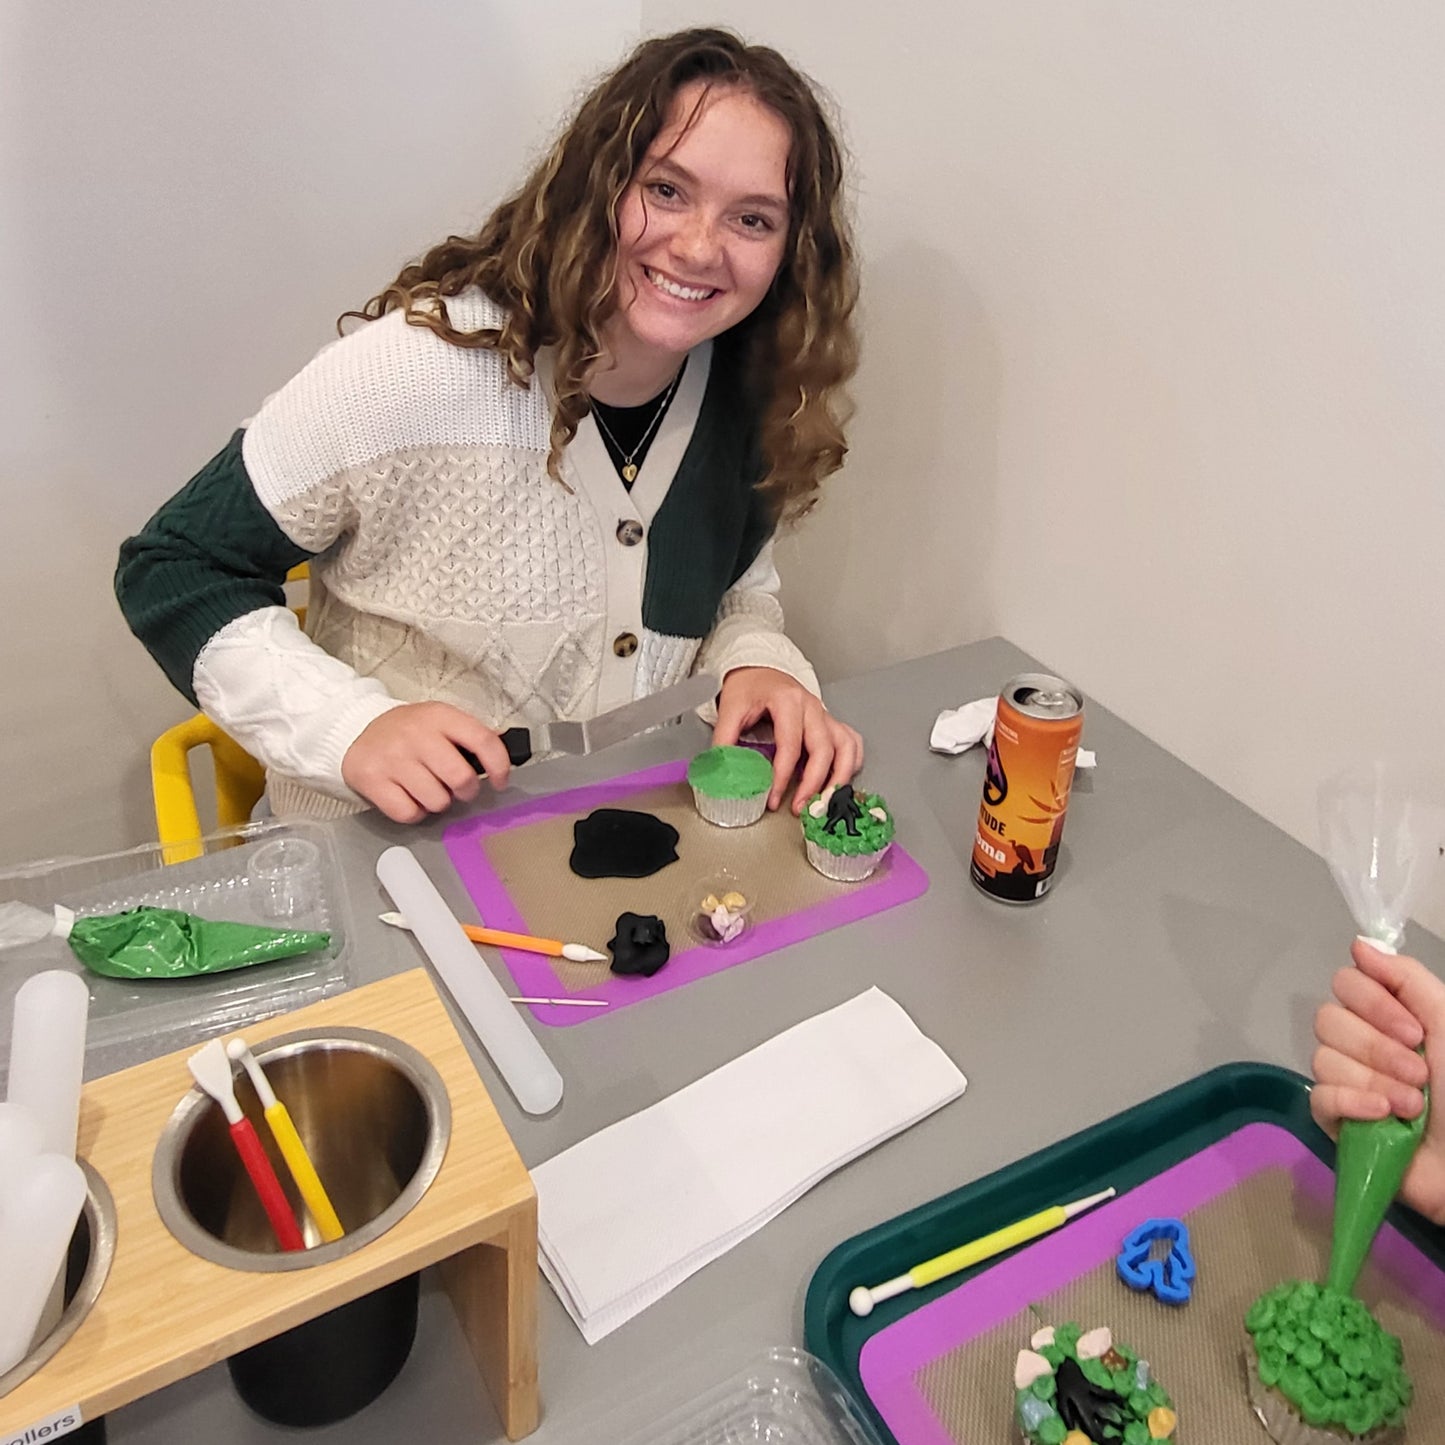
[805,838,890,882]
[1243,1346,1403,1445]
[691,787,768,828]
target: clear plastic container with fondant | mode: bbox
[686,867,756,947]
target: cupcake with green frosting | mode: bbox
[801,784,894,881]
[1244,1281,1410,1444]
[687,745,773,827]
[1013,1321,1176,1445]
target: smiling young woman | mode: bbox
[116,29,864,826]
[599,80,793,400]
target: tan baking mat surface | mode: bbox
[477,780,869,992]
[912,1167,1443,1442]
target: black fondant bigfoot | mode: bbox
[1054,1357,1125,1440]
[823,783,864,837]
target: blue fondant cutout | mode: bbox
[1116,1217,1196,1305]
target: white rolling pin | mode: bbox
[376,846,564,1116]
[0,1153,86,1376]
[0,1100,43,1176]
[7,970,90,1158]
[7,968,90,1350]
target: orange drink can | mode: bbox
[970,672,1084,903]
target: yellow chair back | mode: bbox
[150,564,309,862]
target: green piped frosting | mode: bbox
[1246,1280,1411,1436]
[801,792,894,855]
[686,745,773,799]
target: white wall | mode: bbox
[645,0,1445,937]
[0,0,635,857]
[2,4,1441,933]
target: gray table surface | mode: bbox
[109,636,1444,1444]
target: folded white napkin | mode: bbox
[533,987,967,1343]
[930,696,1096,767]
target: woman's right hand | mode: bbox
[341,701,512,823]
[1311,938,1445,1225]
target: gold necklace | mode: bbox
[590,364,685,483]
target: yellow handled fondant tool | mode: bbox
[227,1037,344,1243]
[849,1187,1116,1316]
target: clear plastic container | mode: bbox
[686,866,756,947]
[635,1347,886,1445]
[0,821,351,1082]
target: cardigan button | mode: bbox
[612,632,639,658]
[616,519,644,546]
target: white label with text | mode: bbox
[6,1405,86,1445]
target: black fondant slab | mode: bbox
[569,808,681,879]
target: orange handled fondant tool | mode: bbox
[378,911,606,962]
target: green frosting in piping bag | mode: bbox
[64,906,330,979]
[1244,903,1427,1430]
[1327,1087,1430,1295]
[1242,1074,1426,1436]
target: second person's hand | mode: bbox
[342,701,512,823]
[1311,939,1445,1225]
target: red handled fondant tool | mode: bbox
[187,1039,304,1252]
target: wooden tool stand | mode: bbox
[0,969,540,1441]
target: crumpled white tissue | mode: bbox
[532,987,967,1343]
[928,698,1000,756]
[930,697,1096,768]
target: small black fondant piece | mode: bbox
[569,808,681,879]
[607,912,670,977]
[1054,1356,1125,1440]
[823,782,864,837]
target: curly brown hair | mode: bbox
[342,28,858,523]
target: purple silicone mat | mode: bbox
[859,1122,1445,1445]
[442,759,928,1026]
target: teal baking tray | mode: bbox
[803,1062,1445,1445]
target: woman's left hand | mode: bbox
[712,666,864,814]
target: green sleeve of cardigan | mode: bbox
[114,430,316,705]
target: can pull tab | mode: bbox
[1016,687,1073,713]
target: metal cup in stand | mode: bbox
[152,1029,450,1427]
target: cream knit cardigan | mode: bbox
[179,292,818,818]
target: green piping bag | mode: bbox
[1326,1085,1430,1295]
[0,902,329,980]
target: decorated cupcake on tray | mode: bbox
[686,745,773,828]
[801,782,894,881]
[1014,1323,1176,1445]
[1242,1101,1424,1445]
[1244,1282,1409,1445]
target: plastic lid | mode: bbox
[634,1347,886,1445]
